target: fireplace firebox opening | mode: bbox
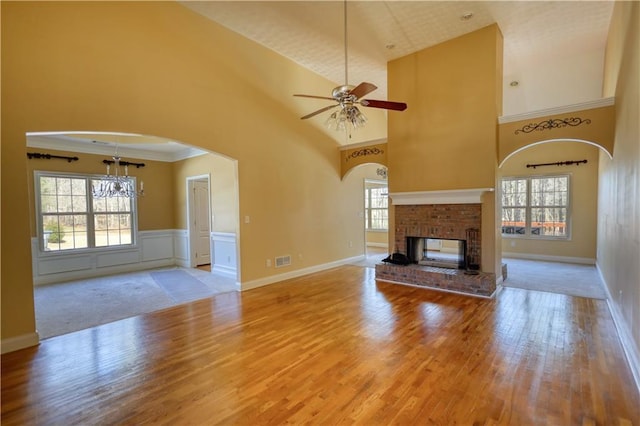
[406,237,466,270]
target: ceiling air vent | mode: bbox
[275,255,291,268]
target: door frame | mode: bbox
[186,174,211,268]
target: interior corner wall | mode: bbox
[386,24,503,274]
[0,2,368,347]
[172,153,239,234]
[598,1,640,382]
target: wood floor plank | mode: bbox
[2,265,639,425]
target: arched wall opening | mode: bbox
[499,138,613,169]
[24,131,241,286]
[498,138,603,264]
[342,163,390,254]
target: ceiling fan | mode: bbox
[293,1,407,132]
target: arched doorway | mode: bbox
[498,138,610,298]
[343,162,389,266]
[25,131,241,338]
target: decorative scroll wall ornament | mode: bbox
[514,117,592,134]
[526,159,588,169]
[27,152,79,163]
[376,167,388,179]
[345,147,384,161]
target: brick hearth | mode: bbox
[375,263,496,297]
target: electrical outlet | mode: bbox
[349,241,353,248]
[266,259,271,267]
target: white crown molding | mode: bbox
[499,97,615,124]
[389,188,494,205]
[26,135,207,162]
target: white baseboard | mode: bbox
[34,259,175,286]
[241,255,365,291]
[212,264,237,279]
[597,264,640,394]
[502,252,595,265]
[1,332,40,354]
[366,243,388,248]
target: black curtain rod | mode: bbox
[102,159,145,168]
[27,152,79,162]
[526,159,587,169]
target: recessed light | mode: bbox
[460,12,474,21]
[510,81,519,87]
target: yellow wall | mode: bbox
[366,231,388,246]
[25,148,175,234]
[499,141,600,260]
[173,153,238,233]
[387,25,502,192]
[599,2,640,366]
[499,105,615,165]
[1,2,376,344]
[387,24,503,274]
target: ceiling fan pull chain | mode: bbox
[344,0,348,85]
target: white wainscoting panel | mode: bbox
[140,232,174,262]
[37,253,93,275]
[96,249,140,268]
[211,232,237,278]
[31,230,179,285]
[173,230,189,268]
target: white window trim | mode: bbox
[501,174,571,240]
[364,178,388,232]
[35,170,139,256]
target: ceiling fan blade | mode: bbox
[294,94,336,101]
[349,82,378,99]
[360,99,407,111]
[300,104,338,120]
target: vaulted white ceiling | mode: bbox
[181,0,614,114]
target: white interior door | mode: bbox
[189,178,211,267]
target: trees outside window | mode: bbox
[365,180,388,231]
[37,172,135,251]
[501,175,569,238]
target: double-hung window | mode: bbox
[364,179,388,231]
[36,172,136,252]
[501,175,570,238]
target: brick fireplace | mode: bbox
[375,189,498,297]
[394,204,482,268]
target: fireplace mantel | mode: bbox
[389,188,494,205]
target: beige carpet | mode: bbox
[35,267,238,339]
[502,258,607,299]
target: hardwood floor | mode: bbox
[2,266,638,425]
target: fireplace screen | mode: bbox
[406,237,466,269]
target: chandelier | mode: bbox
[92,147,145,198]
[325,104,367,131]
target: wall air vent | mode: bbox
[275,255,291,268]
